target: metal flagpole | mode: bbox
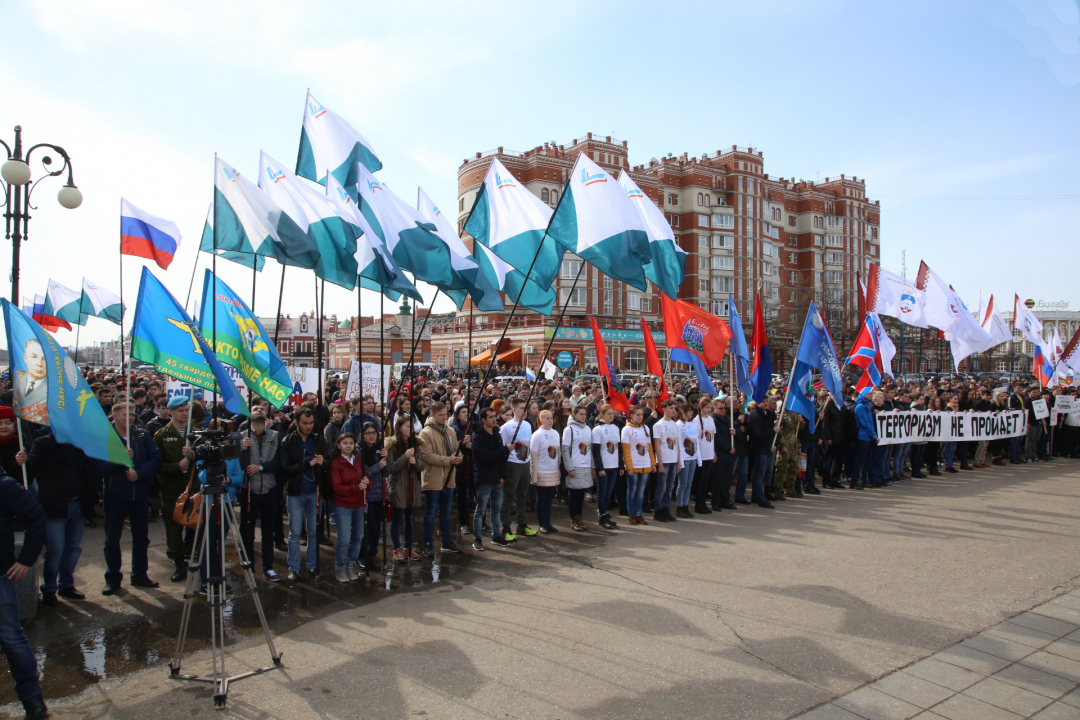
[273,266,286,348]
[380,292,385,433]
[398,290,442,396]
[117,198,130,449]
[185,246,200,313]
[465,301,474,410]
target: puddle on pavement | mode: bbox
[0,546,475,706]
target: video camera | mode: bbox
[189,429,243,492]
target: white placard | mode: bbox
[342,361,391,402]
[284,365,328,407]
[1032,398,1049,420]
[1055,396,1075,414]
[875,409,1028,446]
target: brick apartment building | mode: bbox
[426,132,881,375]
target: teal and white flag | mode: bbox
[213,156,319,270]
[618,171,686,299]
[258,152,358,290]
[198,204,265,271]
[80,278,125,325]
[472,242,556,314]
[296,91,382,189]
[43,280,85,326]
[355,163,460,296]
[415,187,483,309]
[463,156,561,288]
[325,173,421,302]
[547,153,651,291]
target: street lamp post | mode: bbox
[1,125,82,304]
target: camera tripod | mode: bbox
[169,485,283,708]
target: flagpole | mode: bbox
[465,300,474,410]
[273,266,286,348]
[74,318,81,367]
[184,245,200,313]
[211,153,219,417]
[355,283,362,380]
[769,305,812,452]
[398,290,441,396]
[380,292,385,433]
[510,262,586,444]
[117,198,131,449]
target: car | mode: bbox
[617,373,641,387]
[574,373,603,387]
[494,375,528,383]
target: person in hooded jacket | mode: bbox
[850,392,879,489]
[386,417,425,562]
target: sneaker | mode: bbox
[287,571,299,582]
[460,525,470,535]
[517,525,538,537]
[335,569,350,583]
[543,524,560,534]
[345,566,359,581]
[586,493,595,502]
[472,539,485,551]
[422,544,435,558]
[442,539,462,553]
[503,532,518,542]
[757,500,775,509]
[329,516,337,526]
[393,548,406,561]
[409,549,421,560]
[265,569,281,583]
[492,535,510,547]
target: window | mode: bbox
[668,214,680,227]
[788,252,798,263]
[560,288,585,307]
[826,288,843,302]
[711,256,734,270]
[668,193,679,205]
[825,251,843,264]
[698,255,708,269]
[698,214,709,228]
[825,234,843,247]
[628,292,641,311]
[996,361,1007,372]
[699,279,708,292]
[826,270,843,283]
[770,286,779,299]
[788,215,796,227]
[789,271,798,284]
[640,297,651,313]
[789,290,797,302]
[711,214,735,229]
[871,226,878,239]
[622,349,646,372]
[815,271,822,283]
[814,252,822,265]
[699,234,709,248]
[697,193,704,206]
[869,245,877,256]
[712,234,733,249]
[542,188,549,202]
[603,291,613,315]
[603,276,613,289]
[813,234,823,246]
[459,198,464,212]
[826,216,843,229]
[705,194,711,206]
[813,216,824,229]
[763,223,780,239]
[711,276,734,293]
[300,318,308,332]
[710,299,729,316]
[561,259,582,279]
[550,190,557,205]
[772,207,782,221]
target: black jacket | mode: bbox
[818,400,843,445]
[471,426,508,487]
[711,411,733,455]
[26,434,94,519]
[279,431,330,496]
[731,412,750,456]
[747,407,777,455]
[0,473,45,572]
[840,399,859,445]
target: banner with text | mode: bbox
[343,361,391,402]
[875,410,1028,446]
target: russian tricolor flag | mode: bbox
[120,198,182,270]
[1034,343,1055,388]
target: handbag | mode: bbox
[172,461,202,529]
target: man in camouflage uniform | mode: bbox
[772,394,804,499]
[153,396,196,582]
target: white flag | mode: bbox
[1013,295,1044,347]
[916,261,990,348]
[865,263,928,328]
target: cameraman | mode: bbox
[280,408,328,581]
[239,397,281,583]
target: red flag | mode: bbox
[641,317,670,403]
[659,294,732,367]
[590,318,631,414]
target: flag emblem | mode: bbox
[366,179,382,193]
[308,100,326,119]
[625,187,644,199]
[682,322,705,353]
[900,293,916,313]
[495,172,515,189]
[266,167,285,184]
[582,168,607,186]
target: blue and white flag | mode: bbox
[462,156,561,288]
[198,204,265,271]
[258,152,358,289]
[794,301,844,402]
[324,174,421,302]
[43,280,85,326]
[415,187,482,309]
[296,91,382,188]
[472,242,556,314]
[728,293,753,399]
[618,171,685,299]
[546,153,651,290]
[80,278,125,325]
[213,156,319,270]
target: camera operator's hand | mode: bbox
[310,455,324,467]
[246,464,260,476]
[242,437,252,450]
[179,458,189,472]
[181,446,191,458]
[126,469,138,483]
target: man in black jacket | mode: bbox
[279,408,328,581]
[747,397,779,508]
[26,433,94,606]
[710,401,737,510]
[470,407,508,551]
[0,472,47,718]
[817,390,844,488]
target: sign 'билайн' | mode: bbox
[874,410,1028,446]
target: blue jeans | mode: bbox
[626,472,649,516]
[733,456,750,500]
[473,484,503,541]
[870,444,887,485]
[893,444,910,478]
[0,576,40,700]
[287,492,318,573]
[334,506,365,570]
[423,487,455,546]
[103,497,150,586]
[596,468,618,516]
[655,462,679,511]
[943,442,956,469]
[1009,437,1023,462]
[675,463,696,507]
[42,501,83,593]
[751,454,775,502]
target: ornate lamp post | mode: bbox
[1,125,82,303]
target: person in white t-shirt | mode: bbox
[675,403,701,518]
[693,397,716,515]
[529,409,562,534]
[561,405,594,532]
[652,399,682,523]
[499,398,535,539]
[621,404,656,525]
[591,405,622,530]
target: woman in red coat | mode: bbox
[330,433,368,583]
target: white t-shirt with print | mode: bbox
[530,428,562,474]
[592,423,621,469]
[696,415,716,462]
[678,419,700,469]
[500,419,532,464]
[621,423,653,471]
[654,418,681,465]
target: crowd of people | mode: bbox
[0,363,1073,719]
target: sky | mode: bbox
[0,0,1077,348]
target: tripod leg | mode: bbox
[222,502,282,663]
[215,494,228,704]
[171,496,209,673]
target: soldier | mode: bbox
[153,396,201,582]
[772,395,803,500]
